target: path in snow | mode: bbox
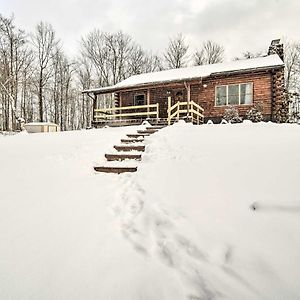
[109,133,259,300]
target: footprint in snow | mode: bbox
[111,178,259,299]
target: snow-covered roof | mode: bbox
[25,122,59,126]
[83,54,284,94]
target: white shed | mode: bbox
[24,122,60,133]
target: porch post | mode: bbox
[187,83,191,121]
[147,89,150,118]
[119,92,122,120]
[87,92,97,126]
[119,92,122,107]
[168,96,171,126]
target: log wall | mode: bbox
[116,69,284,122]
[196,71,273,122]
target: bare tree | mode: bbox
[143,53,164,73]
[127,45,145,75]
[49,48,77,130]
[0,14,17,130]
[19,47,35,122]
[105,31,133,84]
[76,56,93,128]
[284,41,300,93]
[233,50,264,61]
[81,30,136,86]
[80,30,108,86]
[164,33,189,69]
[31,21,59,122]
[0,14,30,130]
[127,48,163,75]
[194,40,224,65]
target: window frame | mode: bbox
[215,82,253,107]
[134,93,146,106]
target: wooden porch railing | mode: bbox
[94,103,159,121]
[167,98,204,125]
[93,99,204,126]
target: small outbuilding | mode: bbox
[24,122,60,133]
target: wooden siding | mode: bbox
[196,71,273,121]
[113,69,283,122]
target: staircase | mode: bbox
[94,125,164,174]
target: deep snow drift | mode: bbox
[0,122,300,299]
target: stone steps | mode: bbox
[127,133,150,138]
[94,166,137,174]
[94,126,163,174]
[120,138,144,144]
[114,145,145,152]
[105,153,142,161]
[146,126,165,130]
[137,129,158,135]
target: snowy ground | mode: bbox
[0,122,300,300]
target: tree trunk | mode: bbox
[39,71,43,122]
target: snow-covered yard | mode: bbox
[0,122,300,299]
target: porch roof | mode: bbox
[83,54,283,95]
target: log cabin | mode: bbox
[83,39,285,126]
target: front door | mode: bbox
[174,91,184,104]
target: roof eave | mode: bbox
[210,64,284,77]
[83,64,284,95]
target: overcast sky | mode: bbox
[1,0,299,60]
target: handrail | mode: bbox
[167,97,204,125]
[190,100,204,112]
[94,103,159,120]
[95,111,158,119]
[95,103,158,113]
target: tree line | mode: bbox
[0,13,299,131]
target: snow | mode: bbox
[84,54,284,93]
[25,122,59,126]
[114,142,145,147]
[1,122,300,299]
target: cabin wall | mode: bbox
[150,86,187,118]
[196,71,273,122]
[120,90,147,107]
[115,69,283,122]
[120,85,188,118]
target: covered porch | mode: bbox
[84,84,205,127]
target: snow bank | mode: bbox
[0,122,300,299]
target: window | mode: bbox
[240,83,253,105]
[228,85,239,105]
[134,94,145,106]
[215,83,253,106]
[216,86,227,106]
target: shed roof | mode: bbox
[25,122,60,127]
[83,54,284,94]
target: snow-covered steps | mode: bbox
[137,129,158,135]
[146,126,165,130]
[94,125,162,174]
[127,133,150,138]
[105,153,142,161]
[94,159,139,174]
[120,138,144,144]
[114,145,145,152]
[94,166,137,174]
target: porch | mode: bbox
[92,97,205,127]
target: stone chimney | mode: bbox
[268,39,284,61]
